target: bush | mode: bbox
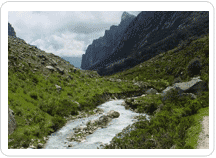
[51,115,66,132]
[187,57,202,77]
[29,91,38,100]
[57,98,79,116]
[186,99,202,115]
[33,114,45,123]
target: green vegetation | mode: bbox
[110,34,209,90]
[102,34,209,149]
[103,91,209,149]
[8,34,209,149]
[185,106,209,148]
[8,37,140,149]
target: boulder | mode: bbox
[173,76,207,94]
[46,66,55,72]
[107,110,120,118]
[77,125,87,131]
[145,88,158,95]
[68,144,73,147]
[28,145,36,149]
[8,108,16,135]
[162,76,207,100]
[98,115,112,127]
[37,143,43,149]
[72,101,81,109]
[56,67,64,75]
[55,84,62,91]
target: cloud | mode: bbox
[8,11,141,57]
[31,32,85,57]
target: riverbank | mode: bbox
[102,90,209,149]
[43,99,147,149]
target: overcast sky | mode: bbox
[8,11,141,57]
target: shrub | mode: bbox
[33,114,45,123]
[51,115,66,132]
[29,91,38,100]
[187,57,202,77]
[186,99,202,115]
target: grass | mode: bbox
[8,36,140,149]
[185,106,209,148]
[110,34,209,90]
[8,34,209,149]
[103,91,209,149]
[102,34,209,149]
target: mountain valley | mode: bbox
[8,11,209,150]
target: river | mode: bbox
[43,99,149,149]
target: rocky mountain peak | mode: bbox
[8,23,16,37]
[121,11,135,22]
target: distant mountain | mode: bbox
[61,56,82,69]
[8,23,16,37]
[81,11,209,76]
[81,12,136,70]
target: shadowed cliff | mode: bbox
[81,11,209,76]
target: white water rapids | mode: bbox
[44,99,149,149]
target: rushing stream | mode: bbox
[44,99,149,149]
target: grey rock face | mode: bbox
[81,11,209,76]
[81,12,135,70]
[8,108,16,135]
[8,23,16,37]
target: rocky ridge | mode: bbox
[81,12,135,70]
[81,11,209,76]
[8,23,16,37]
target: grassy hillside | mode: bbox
[8,36,143,149]
[110,34,209,90]
[8,34,209,149]
[102,34,209,149]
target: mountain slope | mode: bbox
[82,11,209,76]
[81,12,135,70]
[8,23,16,37]
[7,24,141,149]
[102,34,209,149]
[8,17,209,149]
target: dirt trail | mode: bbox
[197,116,209,149]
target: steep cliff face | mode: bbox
[81,11,209,76]
[81,12,135,69]
[8,23,16,37]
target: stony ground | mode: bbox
[197,116,209,149]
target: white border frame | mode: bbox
[1,1,215,157]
